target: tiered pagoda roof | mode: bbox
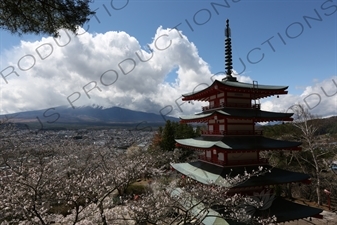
[182,78,288,101]
[214,198,323,223]
[179,108,293,123]
[171,188,323,224]
[171,19,323,224]
[175,136,301,151]
[171,161,310,188]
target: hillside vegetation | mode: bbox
[263,116,337,139]
[262,113,337,206]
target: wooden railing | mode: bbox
[201,130,263,136]
[201,130,223,135]
[331,196,337,210]
[228,158,268,166]
[198,155,225,166]
[201,102,256,111]
[198,155,268,167]
[198,155,210,162]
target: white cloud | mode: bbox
[0,27,219,117]
[261,76,337,117]
[1,26,335,120]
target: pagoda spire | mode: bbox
[225,19,233,77]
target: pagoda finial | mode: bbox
[225,19,233,77]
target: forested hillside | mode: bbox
[261,110,337,207]
[263,116,337,139]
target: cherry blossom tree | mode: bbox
[289,104,336,205]
[1,123,276,224]
[0,126,164,224]
[124,170,277,225]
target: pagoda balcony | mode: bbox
[202,102,258,111]
[227,158,269,166]
[201,130,223,136]
[198,155,225,166]
[201,130,263,136]
[198,155,269,167]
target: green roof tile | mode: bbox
[182,80,288,97]
[221,79,288,90]
[175,136,301,150]
[180,108,293,121]
[171,161,310,188]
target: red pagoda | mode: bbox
[171,20,323,224]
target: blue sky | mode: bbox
[0,0,337,118]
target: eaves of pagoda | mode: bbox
[170,187,322,224]
[170,161,310,188]
[179,108,294,123]
[216,198,323,223]
[182,80,288,101]
[175,136,302,151]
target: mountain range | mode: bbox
[1,106,179,129]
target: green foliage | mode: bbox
[160,120,176,151]
[263,119,337,171]
[175,123,195,139]
[0,0,94,36]
[263,111,337,204]
[262,123,300,139]
[316,116,337,135]
[158,120,199,152]
[263,117,337,139]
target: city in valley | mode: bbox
[0,127,155,151]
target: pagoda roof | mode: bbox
[170,161,310,188]
[260,198,322,223]
[180,108,293,123]
[214,198,323,224]
[170,188,232,225]
[182,79,288,101]
[171,188,322,224]
[175,136,301,151]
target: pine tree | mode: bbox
[0,0,94,36]
[160,120,176,151]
